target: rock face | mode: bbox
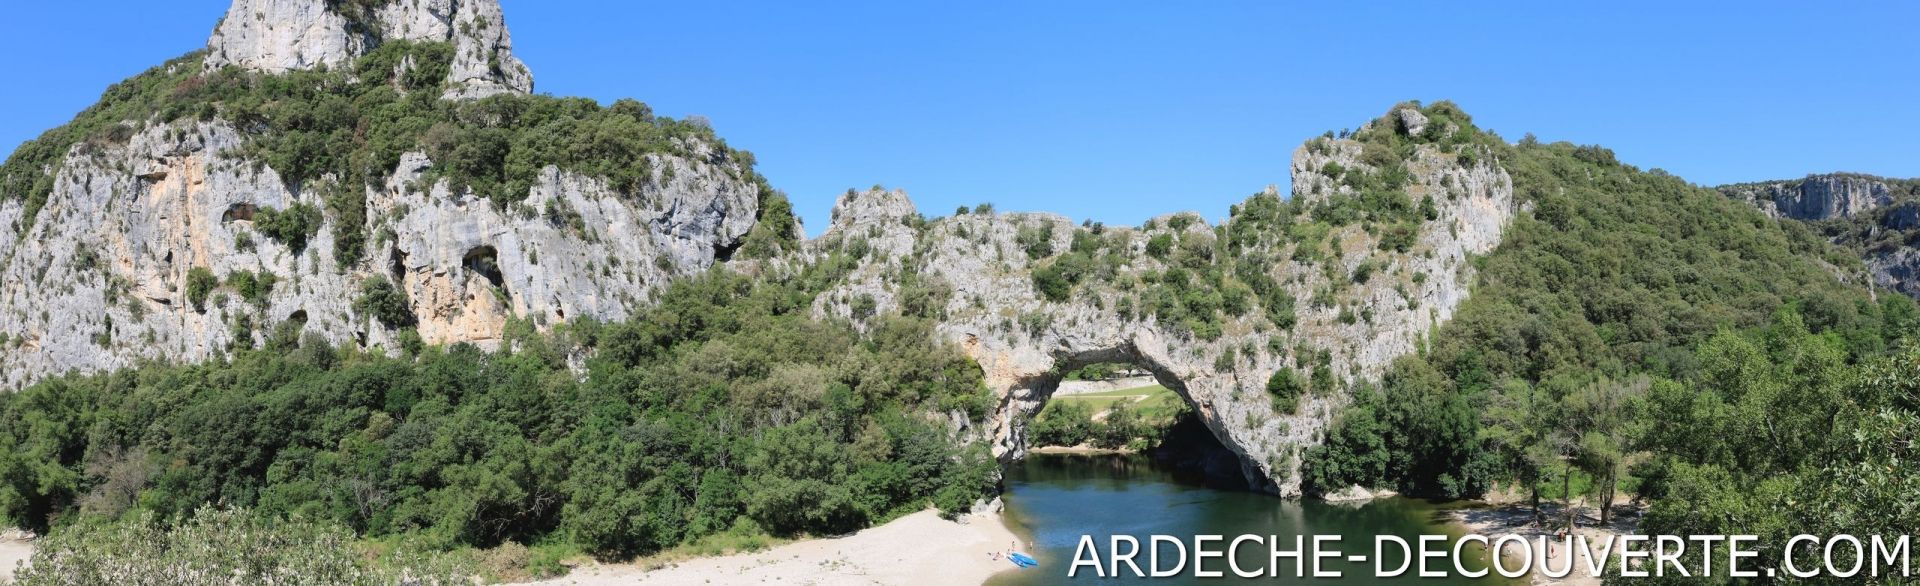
[0,0,769,389]
[205,0,533,98]
[0,120,760,390]
[808,121,1514,495]
[1721,174,1920,298]
[1724,173,1895,221]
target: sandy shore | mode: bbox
[1452,501,1640,586]
[1,511,1022,586]
[522,508,1026,586]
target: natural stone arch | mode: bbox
[995,341,1269,489]
[809,116,1514,496]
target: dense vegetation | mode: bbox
[0,262,998,569]
[0,43,800,260]
[13,506,465,585]
[1299,104,1920,574]
[1028,385,1190,452]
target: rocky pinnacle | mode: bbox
[204,0,533,98]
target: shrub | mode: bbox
[1145,234,1174,258]
[254,203,323,255]
[13,506,465,585]
[354,276,416,328]
[1267,369,1303,414]
[851,293,877,319]
[226,270,277,306]
[185,267,218,312]
[1016,223,1055,259]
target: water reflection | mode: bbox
[987,453,1519,585]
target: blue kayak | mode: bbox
[1009,552,1038,568]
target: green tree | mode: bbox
[185,267,219,312]
[353,277,415,328]
[1266,368,1302,414]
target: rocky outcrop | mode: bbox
[0,0,778,389]
[1722,174,1920,299]
[205,0,533,98]
[808,117,1514,496]
[1724,173,1895,221]
[0,120,760,390]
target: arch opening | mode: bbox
[1006,346,1250,491]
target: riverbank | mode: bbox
[1451,500,1640,586]
[521,508,1024,585]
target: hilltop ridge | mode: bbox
[206,0,531,98]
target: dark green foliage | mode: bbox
[1031,254,1090,302]
[1063,362,1131,381]
[1303,102,1917,516]
[185,267,219,312]
[1031,401,1096,447]
[353,276,415,328]
[1016,223,1055,260]
[1628,321,1920,577]
[1144,234,1173,258]
[1029,397,1185,451]
[1265,369,1302,414]
[226,270,278,306]
[0,269,996,560]
[254,203,323,255]
[1302,359,1494,499]
[736,186,801,259]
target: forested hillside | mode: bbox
[1300,118,1920,577]
[1,254,998,578]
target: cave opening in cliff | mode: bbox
[221,203,257,223]
[463,245,509,300]
[1018,354,1249,491]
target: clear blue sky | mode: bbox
[3,1,1916,234]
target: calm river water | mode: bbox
[986,453,1519,585]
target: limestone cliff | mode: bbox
[808,107,1514,495]
[0,1,766,390]
[0,119,759,390]
[206,0,533,98]
[1721,174,1920,298]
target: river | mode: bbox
[986,453,1520,585]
